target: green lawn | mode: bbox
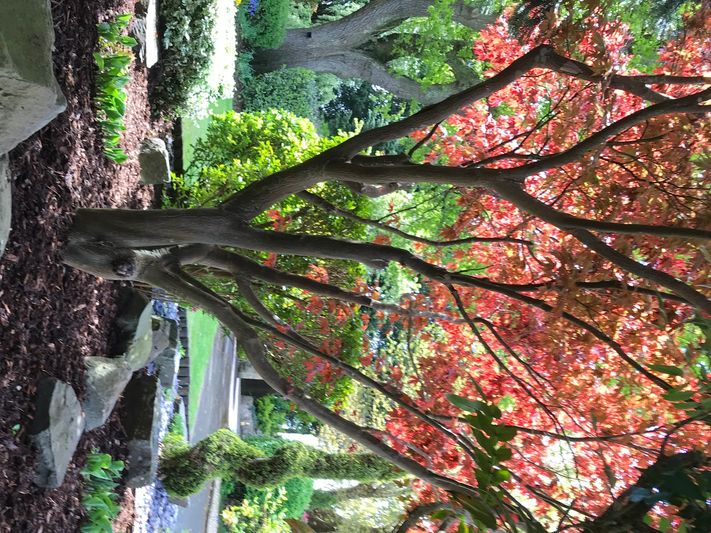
[182,98,234,169]
[186,308,220,431]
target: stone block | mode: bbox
[138,138,170,184]
[0,0,67,154]
[121,374,162,488]
[0,156,10,257]
[114,288,155,371]
[84,356,133,430]
[155,345,181,389]
[29,378,85,488]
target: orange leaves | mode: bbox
[372,234,392,245]
[305,264,329,283]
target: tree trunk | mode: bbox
[251,0,493,103]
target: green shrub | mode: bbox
[160,430,401,497]
[168,411,186,437]
[255,395,287,435]
[173,109,345,207]
[238,0,290,49]
[80,452,125,533]
[222,486,290,533]
[151,0,216,116]
[242,68,338,124]
[255,395,321,435]
[287,0,315,28]
[243,436,314,519]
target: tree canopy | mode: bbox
[65,6,710,532]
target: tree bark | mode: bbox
[251,0,494,104]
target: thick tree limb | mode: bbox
[69,209,673,389]
[492,183,711,313]
[392,502,451,533]
[579,451,707,532]
[137,259,480,497]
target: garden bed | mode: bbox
[0,0,169,530]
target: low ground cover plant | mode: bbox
[94,14,137,163]
[80,452,125,533]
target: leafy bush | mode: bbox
[287,0,315,28]
[238,0,290,49]
[255,395,287,435]
[167,109,367,408]
[80,452,125,533]
[242,68,339,124]
[151,0,215,116]
[256,395,320,435]
[243,436,314,519]
[94,14,137,163]
[173,109,345,207]
[168,410,186,437]
[222,486,290,533]
[320,80,419,154]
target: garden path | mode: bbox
[172,329,240,533]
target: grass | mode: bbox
[182,98,234,169]
[187,308,220,431]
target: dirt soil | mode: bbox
[0,0,169,530]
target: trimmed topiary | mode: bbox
[160,429,403,497]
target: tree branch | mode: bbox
[139,255,479,497]
[297,190,532,247]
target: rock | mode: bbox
[84,356,134,430]
[121,374,162,488]
[123,308,154,371]
[0,0,67,154]
[138,138,170,185]
[114,288,155,371]
[29,378,85,488]
[0,156,10,257]
[155,345,181,389]
[133,0,158,68]
[114,287,152,343]
[151,316,178,359]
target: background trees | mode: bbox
[66,4,710,531]
[246,0,494,103]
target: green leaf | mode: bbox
[495,446,513,462]
[659,517,671,532]
[495,425,517,442]
[93,53,104,70]
[493,469,511,483]
[447,394,487,413]
[120,36,138,47]
[663,389,695,402]
[431,509,452,520]
[458,497,497,530]
[96,22,111,37]
[648,364,684,376]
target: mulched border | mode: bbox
[0,0,169,530]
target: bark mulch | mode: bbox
[0,0,169,530]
